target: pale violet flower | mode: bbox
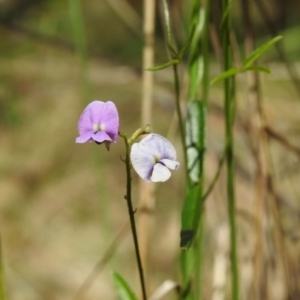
[130,134,179,182]
[76,100,119,150]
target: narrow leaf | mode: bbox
[243,35,282,67]
[147,59,179,71]
[112,272,138,300]
[210,68,241,85]
[242,66,271,74]
[211,65,271,85]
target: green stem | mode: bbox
[172,64,190,186]
[162,0,173,48]
[202,151,225,202]
[193,0,211,298]
[222,0,239,299]
[119,133,147,300]
[193,214,204,300]
[202,0,210,104]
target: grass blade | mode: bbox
[211,68,241,85]
[211,66,271,85]
[112,272,138,300]
[243,35,282,67]
[242,65,271,74]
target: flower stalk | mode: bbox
[128,124,151,144]
[119,132,147,300]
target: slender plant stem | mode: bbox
[193,0,211,298]
[172,64,189,186]
[202,152,225,202]
[180,251,193,300]
[202,0,210,104]
[120,133,147,300]
[222,0,239,299]
[161,0,173,50]
[193,215,204,300]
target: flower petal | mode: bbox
[160,159,180,170]
[100,101,119,142]
[130,143,155,182]
[77,101,106,136]
[93,131,113,143]
[138,134,177,160]
[150,163,171,182]
[76,131,94,143]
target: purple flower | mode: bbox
[76,101,119,150]
[130,134,179,182]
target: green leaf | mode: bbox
[242,66,271,74]
[210,65,272,85]
[210,68,241,85]
[147,59,179,71]
[211,36,281,85]
[243,35,282,67]
[112,272,138,300]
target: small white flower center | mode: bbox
[153,153,162,164]
[93,123,105,132]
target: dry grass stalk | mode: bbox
[212,225,229,300]
[242,1,293,298]
[138,0,156,286]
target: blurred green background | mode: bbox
[0,0,300,299]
